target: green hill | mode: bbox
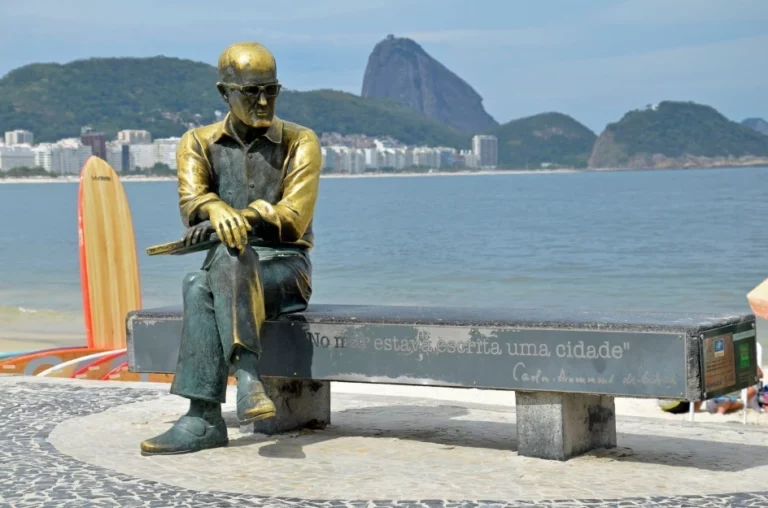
[491,112,596,168]
[589,101,768,168]
[0,56,469,148]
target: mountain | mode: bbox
[361,35,497,134]
[742,117,768,136]
[588,101,768,169]
[0,56,470,148]
[492,113,596,168]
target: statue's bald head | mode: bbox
[218,42,277,85]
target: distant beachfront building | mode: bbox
[472,134,498,169]
[436,147,456,168]
[412,147,438,168]
[33,139,92,175]
[117,129,152,145]
[321,146,365,174]
[0,145,35,171]
[4,130,34,146]
[81,131,107,160]
[154,137,180,169]
[460,149,479,169]
[128,137,180,170]
[106,141,133,173]
[129,144,156,170]
[320,135,458,171]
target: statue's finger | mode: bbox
[222,220,236,249]
[192,227,204,244]
[236,216,249,242]
[214,222,225,246]
[229,219,243,249]
[241,213,252,231]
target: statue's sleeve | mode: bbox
[248,130,321,242]
[177,130,219,227]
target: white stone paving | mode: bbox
[3,376,768,507]
[50,381,768,501]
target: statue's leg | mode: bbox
[140,270,229,456]
[205,244,276,424]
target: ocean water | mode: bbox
[1,167,767,345]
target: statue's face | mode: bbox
[219,81,281,129]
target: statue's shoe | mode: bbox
[237,378,276,425]
[140,415,228,456]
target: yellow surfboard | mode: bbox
[78,157,142,349]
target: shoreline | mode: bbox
[0,169,577,184]
[1,164,767,184]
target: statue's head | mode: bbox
[216,42,280,129]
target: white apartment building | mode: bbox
[128,138,180,170]
[117,129,152,144]
[460,149,480,169]
[33,139,92,174]
[33,144,56,171]
[129,144,157,170]
[0,145,35,171]
[413,147,439,168]
[4,130,34,146]
[154,138,180,169]
[472,134,499,168]
[321,146,366,174]
[363,148,380,169]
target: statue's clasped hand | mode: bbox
[200,201,252,252]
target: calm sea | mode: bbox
[1,167,767,344]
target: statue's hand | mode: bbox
[183,221,214,247]
[203,201,252,251]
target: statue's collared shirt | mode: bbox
[177,114,321,249]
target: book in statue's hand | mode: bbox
[146,234,222,256]
[147,219,264,256]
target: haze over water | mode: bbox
[1,167,766,347]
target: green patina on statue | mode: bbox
[141,41,322,455]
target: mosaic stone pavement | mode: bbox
[2,377,768,507]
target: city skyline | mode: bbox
[0,127,498,174]
[0,1,766,132]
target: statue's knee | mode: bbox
[210,244,257,272]
[182,271,210,301]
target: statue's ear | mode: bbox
[216,82,229,102]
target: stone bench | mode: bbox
[127,304,758,461]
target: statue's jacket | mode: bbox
[176,113,321,250]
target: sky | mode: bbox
[1,0,766,133]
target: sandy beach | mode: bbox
[3,165,767,185]
[0,168,582,185]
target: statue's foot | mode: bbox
[234,348,277,425]
[140,415,228,456]
[237,380,276,425]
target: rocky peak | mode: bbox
[361,35,497,133]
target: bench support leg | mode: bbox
[515,391,616,461]
[250,377,331,435]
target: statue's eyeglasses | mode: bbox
[223,82,281,98]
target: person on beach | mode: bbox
[658,366,764,415]
[140,41,321,456]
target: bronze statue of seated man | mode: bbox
[140,41,322,455]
